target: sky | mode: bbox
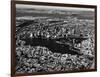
[16,4,95,12]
